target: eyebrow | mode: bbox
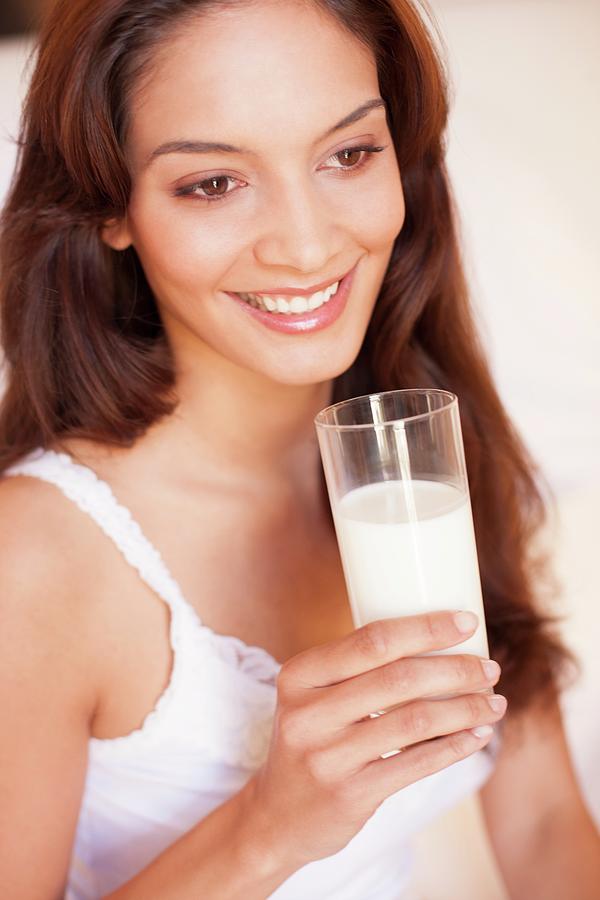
[145,97,387,168]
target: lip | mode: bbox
[224,262,359,335]
[238,274,346,297]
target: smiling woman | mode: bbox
[0,1,597,899]
[98,6,405,385]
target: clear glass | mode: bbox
[315,389,489,660]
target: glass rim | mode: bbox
[314,388,458,431]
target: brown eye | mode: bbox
[200,176,230,196]
[336,148,363,167]
[175,173,245,202]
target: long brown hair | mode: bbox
[0,0,576,715]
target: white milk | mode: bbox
[333,479,489,659]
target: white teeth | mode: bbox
[236,278,341,314]
[289,296,309,313]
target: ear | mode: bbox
[101,216,133,251]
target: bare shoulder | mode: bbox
[0,470,90,584]
[0,467,173,741]
[0,472,103,709]
[0,472,104,896]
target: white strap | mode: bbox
[4,448,192,625]
[4,447,282,743]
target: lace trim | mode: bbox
[3,448,282,747]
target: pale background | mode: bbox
[0,1,598,897]
[414,1,600,896]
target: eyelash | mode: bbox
[173,144,387,204]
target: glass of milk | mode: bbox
[314,389,489,661]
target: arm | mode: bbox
[0,480,96,900]
[480,691,600,899]
[0,477,298,900]
[103,777,297,899]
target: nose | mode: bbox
[252,178,344,275]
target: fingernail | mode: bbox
[481,659,500,680]
[488,694,507,713]
[454,611,478,633]
[472,725,494,739]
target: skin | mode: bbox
[0,1,598,898]
[102,0,404,496]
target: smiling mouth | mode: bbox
[234,279,341,315]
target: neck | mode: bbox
[146,340,335,499]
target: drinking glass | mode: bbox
[314,389,489,661]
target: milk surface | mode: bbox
[333,479,489,658]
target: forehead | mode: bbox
[128,0,379,160]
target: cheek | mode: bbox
[344,164,405,252]
[128,194,243,297]
[374,167,405,245]
[388,182,406,242]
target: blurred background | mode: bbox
[0,0,44,35]
[0,1,598,897]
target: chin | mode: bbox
[261,344,365,389]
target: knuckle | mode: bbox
[453,655,474,686]
[305,748,334,785]
[355,620,388,659]
[278,708,307,750]
[404,701,431,738]
[447,729,472,758]
[380,659,407,694]
[465,694,484,722]
[423,613,439,643]
[407,728,477,780]
[276,659,296,696]
[402,741,437,781]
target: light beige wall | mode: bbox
[438,0,600,495]
[409,2,599,894]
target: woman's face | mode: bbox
[106,0,405,386]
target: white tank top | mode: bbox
[4,448,500,899]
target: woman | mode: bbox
[0,0,598,897]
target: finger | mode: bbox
[346,692,507,769]
[359,724,496,804]
[279,610,479,690]
[317,654,501,726]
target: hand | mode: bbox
[244,610,506,869]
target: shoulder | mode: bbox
[0,468,99,589]
[0,470,83,576]
[0,473,101,895]
[0,471,105,720]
